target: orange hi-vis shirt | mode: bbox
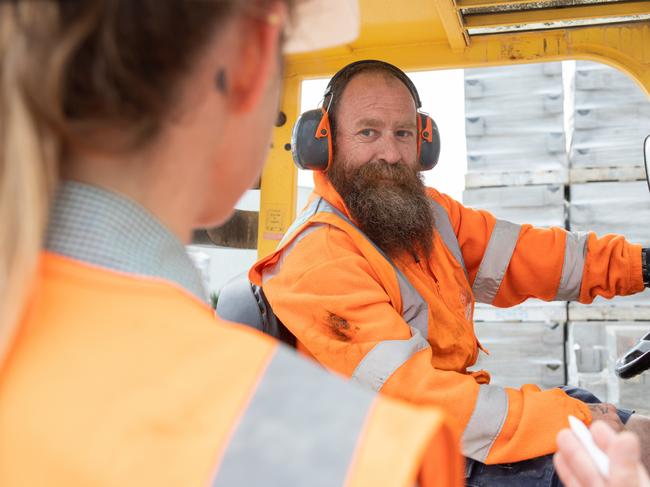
[0,183,463,487]
[251,171,645,465]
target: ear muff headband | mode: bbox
[291,60,441,172]
[324,60,424,109]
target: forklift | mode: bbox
[202,1,650,380]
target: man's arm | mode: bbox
[432,189,646,306]
[260,224,591,465]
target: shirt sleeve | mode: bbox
[432,189,645,306]
[261,223,591,464]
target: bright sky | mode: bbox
[299,69,468,201]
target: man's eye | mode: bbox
[359,129,376,137]
[397,130,414,138]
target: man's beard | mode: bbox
[328,159,435,259]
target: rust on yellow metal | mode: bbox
[256,76,300,258]
[456,0,623,8]
[457,0,545,7]
[283,0,650,92]
[285,22,650,94]
[464,1,650,29]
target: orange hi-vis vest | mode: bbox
[0,252,463,486]
[251,172,645,465]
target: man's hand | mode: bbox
[554,421,650,487]
[587,403,625,433]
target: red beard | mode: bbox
[328,159,435,259]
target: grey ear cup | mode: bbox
[418,113,441,171]
[291,109,331,171]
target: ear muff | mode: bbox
[417,112,441,171]
[291,108,332,171]
[292,60,441,172]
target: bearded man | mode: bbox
[249,60,650,485]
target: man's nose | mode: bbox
[376,135,402,165]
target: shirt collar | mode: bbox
[46,181,207,302]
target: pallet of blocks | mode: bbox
[464,62,569,389]
[568,180,650,321]
[464,62,568,189]
[568,321,650,415]
[569,61,650,184]
[464,183,569,327]
[473,320,566,389]
[566,61,650,412]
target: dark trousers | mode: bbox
[464,386,634,487]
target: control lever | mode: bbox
[615,331,650,379]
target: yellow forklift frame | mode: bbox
[258,0,650,257]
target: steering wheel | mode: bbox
[615,331,650,379]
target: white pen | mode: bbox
[568,415,610,477]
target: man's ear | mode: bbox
[229,1,287,113]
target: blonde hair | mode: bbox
[1,2,67,363]
[0,0,292,365]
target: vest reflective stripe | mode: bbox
[266,198,430,338]
[278,198,327,247]
[350,328,430,391]
[555,231,589,301]
[472,219,522,304]
[212,345,374,487]
[261,197,431,389]
[396,271,429,338]
[430,200,468,278]
[461,384,509,463]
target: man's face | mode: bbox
[327,70,435,258]
[332,71,419,171]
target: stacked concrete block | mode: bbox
[569,61,650,183]
[464,61,650,398]
[462,183,566,228]
[568,179,650,320]
[567,321,611,403]
[565,61,650,411]
[464,62,568,189]
[569,180,650,243]
[568,322,650,415]
[473,321,566,389]
[605,325,650,415]
[465,186,569,385]
[472,284,567,390]
[464,63,570,389]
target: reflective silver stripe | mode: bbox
[555,231,589,301]
[350,328,430,391]
[430,200,468,277]
[277,197,324,247]
[472,219,522,304]
[262,223,327,284]
[212,346,374,486]
[314,199,429,337]
[461,384,509,463]
[396,272,429,337]
[263,196,432,391]
[265,197,430,338]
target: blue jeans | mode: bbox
[464,386,634,487]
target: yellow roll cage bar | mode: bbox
[258,0,650,257]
